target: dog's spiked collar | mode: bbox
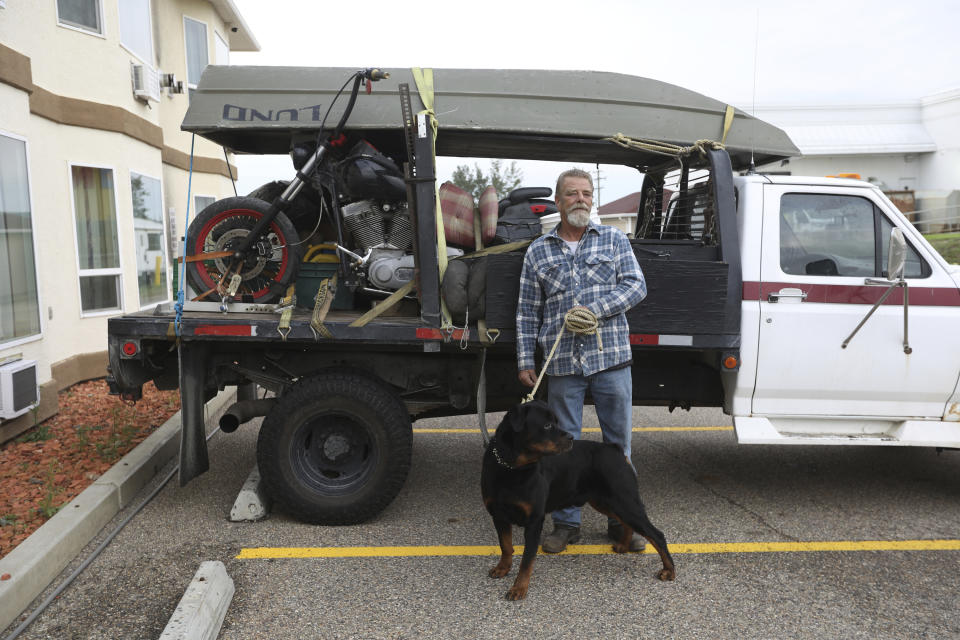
[489,438,515,469]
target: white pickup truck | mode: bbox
[106,66,960,525]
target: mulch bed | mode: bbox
[0,379,180,560]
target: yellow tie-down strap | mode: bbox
[721,104,735,145]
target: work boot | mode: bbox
[607,523,646,552]
[542,524,581,553]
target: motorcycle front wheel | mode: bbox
[184,196,303,303]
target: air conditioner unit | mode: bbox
[131,63,161,102]
[0,359,38,420]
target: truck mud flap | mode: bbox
[178,342,210,486]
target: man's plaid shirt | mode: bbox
[516,222,646,377]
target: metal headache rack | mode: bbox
[636,166,717,245]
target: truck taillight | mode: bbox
[723,355,739,369]
[122,341,138,356]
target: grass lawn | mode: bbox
[924,232,960,264]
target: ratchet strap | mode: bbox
[277,285,296,341]
[310,273,337,339]
[348,280,415,328]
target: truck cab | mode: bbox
[731,174,960,445]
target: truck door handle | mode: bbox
[767,287,807,303]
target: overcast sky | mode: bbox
[227,0,960,203]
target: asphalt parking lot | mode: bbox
[8,405,960,639]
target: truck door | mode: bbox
[751,183,960,418]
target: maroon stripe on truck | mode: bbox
[742,281,960,306]
[416,328,466,340]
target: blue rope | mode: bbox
[175,133,196,337]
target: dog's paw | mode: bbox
[489,563,511,579]
[657,567,676,581]
[612,542,628,554]
[505,585,528,600]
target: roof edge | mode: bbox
[210,0,260,52]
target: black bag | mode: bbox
[336,140,406,200]
[493,187,557,245]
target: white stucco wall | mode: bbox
[0,0,249,394]
[919,89,960,192]
[763,154,927,192]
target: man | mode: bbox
[516,168,647,553]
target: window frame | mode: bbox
[214,30,230,66]
[129,169,171,310]
[118,0,155,65]
[55,0,106,37]
[183,15,209,97]
[194,193,216,213]
[0,129,44,349]
[68,162,125,317]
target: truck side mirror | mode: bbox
[843,225,912,354]
[887,227,906,281]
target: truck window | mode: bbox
[778,193,928,278]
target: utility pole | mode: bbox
[594,163,605,213]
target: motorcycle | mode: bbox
[182,67,409,305]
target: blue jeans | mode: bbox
[548,365,634,528]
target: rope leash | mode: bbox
[523,307,602,403]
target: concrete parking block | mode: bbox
[229,465,271,522]
[158,561,234,640]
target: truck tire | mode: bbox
[257,371,412,525]
[185,196,302,304]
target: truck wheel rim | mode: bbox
[291,413,377,495]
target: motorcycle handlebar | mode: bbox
[363,68,390,82]
[326,68,389,142]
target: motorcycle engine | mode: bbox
[367,249,415,290]
[341,199,465,291]
[341,199,415,291]
[342,199,412,253]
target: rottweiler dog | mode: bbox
[480,400,676,600]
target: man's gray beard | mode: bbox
[567,209,590,227]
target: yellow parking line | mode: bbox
[237,539,960,560]
[412,426,733,434]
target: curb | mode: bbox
[0,389,237,633]
[159,561,234,640]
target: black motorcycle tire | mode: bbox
[184,196,302,303]
[257,371,413,525]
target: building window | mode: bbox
[57,0,103,35]
[71,166,122,313]
[119,0,154,63]
[184,16,208,99]
[195,195,216,213]
[0,134,41,345]
[215,32,229,66]
[131,172,168,306]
